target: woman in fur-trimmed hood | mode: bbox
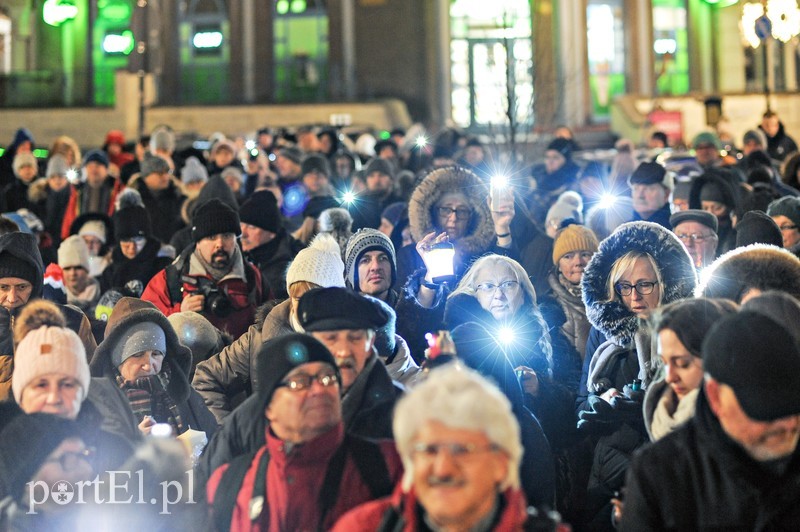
[394,166,498,289]
[582,221,697,348]
[577,221,696,531]
[90,297,216,438]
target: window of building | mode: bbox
[652,0,689,96]
[586,0,626,121]
[450,0,533,131]
[273,0,328,103]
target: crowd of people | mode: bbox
[0,114,800,531]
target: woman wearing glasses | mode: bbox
[395,166,516,360]
[577,220,696,530]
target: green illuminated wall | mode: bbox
[179,22,231,104]
[93,0,134,106]
[653,0,690,96]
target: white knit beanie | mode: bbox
[546,191,584,228]
[58,234,91,271]
[285,233,345,291]
[12,326,90,404]
[78,220,107,244]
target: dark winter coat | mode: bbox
[688,168,742,257]
[192,299,294,423]
[196,356,401,484]
[60,176,124,240]
[100,238,172,292]
[89,298,218,438]
[0,180,34,213]
[631,201,672,230]
[244,229,305,300]
[0,233,97,401]
[395,166,499,291]
[621,390,800,531]
[578,221,696,529]
[527,160,582,225]
[130,178,186,244]
[760,121,799,161]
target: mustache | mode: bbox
[759,426,800,443]
[336,358,356,370]
[427,476,463,488]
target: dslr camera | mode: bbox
[185,276,233,317]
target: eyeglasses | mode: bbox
[411,442,500,462]
[437,206,472,221]
[779,224,798,232]
[278,371,339,392]
[475,280,520,295]
[46,448,94,471]
[675,233,715,244]
[614,281,659,296]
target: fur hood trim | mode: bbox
[27,178,50,203]
[582,221,697,344]
[408,166,495,256]
[696,243,800,301]
[90,298,192,403]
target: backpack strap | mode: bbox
[212,450,269,532]
[347,435,394,499]
[165,248,192,306]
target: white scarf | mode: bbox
[650,386,699,441]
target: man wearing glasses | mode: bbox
[670,210,719,270]
[143,199,264,339]
[206,333,402,531]
[334,366,553,531]
[767,196,800,255]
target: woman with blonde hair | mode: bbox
[577,221,696,530]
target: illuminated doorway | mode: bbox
[450,0,533,131]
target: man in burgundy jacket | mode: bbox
[206,333,402,531]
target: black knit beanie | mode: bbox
[735,210,783,248]
[191,198,241,242]
[254,333,341,406]
[0,413,86,502]
[239,190,282,233]
[0,251,37,286]
[113,205,152,241]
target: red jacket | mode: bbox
[332,484,532,531]
[60,178,124,240]
[206,423,403,532]
[141,259,262,339]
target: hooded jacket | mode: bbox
[395,166,497,290]
[89,298,217,437]
[760,120,799,161]
[0,232,96,400]
[578,222,696,529]
[688,168,742,256]
[244,229,305,300]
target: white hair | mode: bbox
[393,364,522,491]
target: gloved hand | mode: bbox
[577,395,620,435]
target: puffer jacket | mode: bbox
[192,299,294,423]
[578,221,697,530]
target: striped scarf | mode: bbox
[116,365,185,436]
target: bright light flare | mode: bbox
[598,193,617,209]
[415,135,428,149]
[497,326,515,346]
[66,168,79,183]
[341,191,357,204]
[245,140,256,150]
[490,174,509,190]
